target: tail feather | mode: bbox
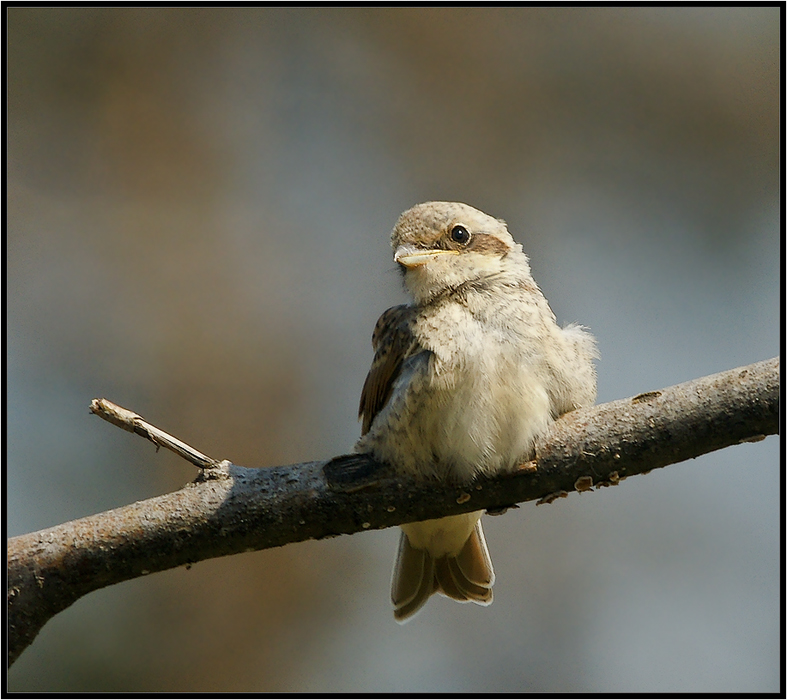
[454,520,495,588]
[391,532,432,608]
[443,557,493,602]
[392,520,494,622]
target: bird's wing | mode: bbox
[359,304,421,435]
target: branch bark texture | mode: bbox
[7,358,780,666]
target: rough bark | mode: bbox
[7,357,780,666]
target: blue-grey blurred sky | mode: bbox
[7,7,780,693]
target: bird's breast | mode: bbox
[422,339,552,481]
[400,302,554,480]
[355,295,556,482]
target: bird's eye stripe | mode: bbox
[467,233,509,256]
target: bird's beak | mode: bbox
[394,246,460,268]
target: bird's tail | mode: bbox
[391,519,494,622]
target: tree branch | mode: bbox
[7,358,779,666]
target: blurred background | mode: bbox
[7,7,780,693]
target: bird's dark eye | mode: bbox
[450,225,471,245]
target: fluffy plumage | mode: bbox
[355,201,598,621]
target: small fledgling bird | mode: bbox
[355,202,597,622]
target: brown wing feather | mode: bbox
[359,304,419,435]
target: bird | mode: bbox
[354,201,598,622]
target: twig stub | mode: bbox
[89,398,221,471]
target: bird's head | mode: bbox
[391,201,529,304]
